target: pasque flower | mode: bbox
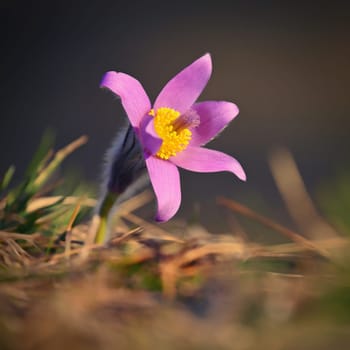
[101,53,246,222]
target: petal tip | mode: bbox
[239,172,247,182]
[236,167,247,181]
[201,53,212,71]
[155,208,176,222]
[202,52,212,62]
[155,215,168,223]
[223,102,240,121]
[230,103,239,118]
[229,155,247,182]
[154,205,178,223]
[100,71,118,89]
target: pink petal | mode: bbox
[190,101,239,146]
[101,71,151,128]
[154,54,212,114]
[140,115,162,157]
[171,147,247,181]
[145,156,181,222]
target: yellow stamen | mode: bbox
[152,107,192,160]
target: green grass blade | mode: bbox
[25,129,55,180]
[34,135,88,189]
[0,165,15,192]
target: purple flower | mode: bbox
[101,53,246,222]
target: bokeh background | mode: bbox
[1,0,349,230]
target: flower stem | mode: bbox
[94,191,118,244]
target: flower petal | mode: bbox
[154,53,212,114]
[190,101,239,146]
[145,156,181,222]
[140,115,162,157]
[101,71,151,128]
[171,147,246,181]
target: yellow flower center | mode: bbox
[150,107,197,160]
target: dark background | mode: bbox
[1,1,349,230]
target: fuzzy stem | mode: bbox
[94,191,118,244]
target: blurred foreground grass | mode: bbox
[0,135,350,350]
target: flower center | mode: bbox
[150,107,200,160]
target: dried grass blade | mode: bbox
[269,148,339,239]
[64,198,83,258]
[217,197,330,259]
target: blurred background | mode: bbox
[1,0,349,230]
